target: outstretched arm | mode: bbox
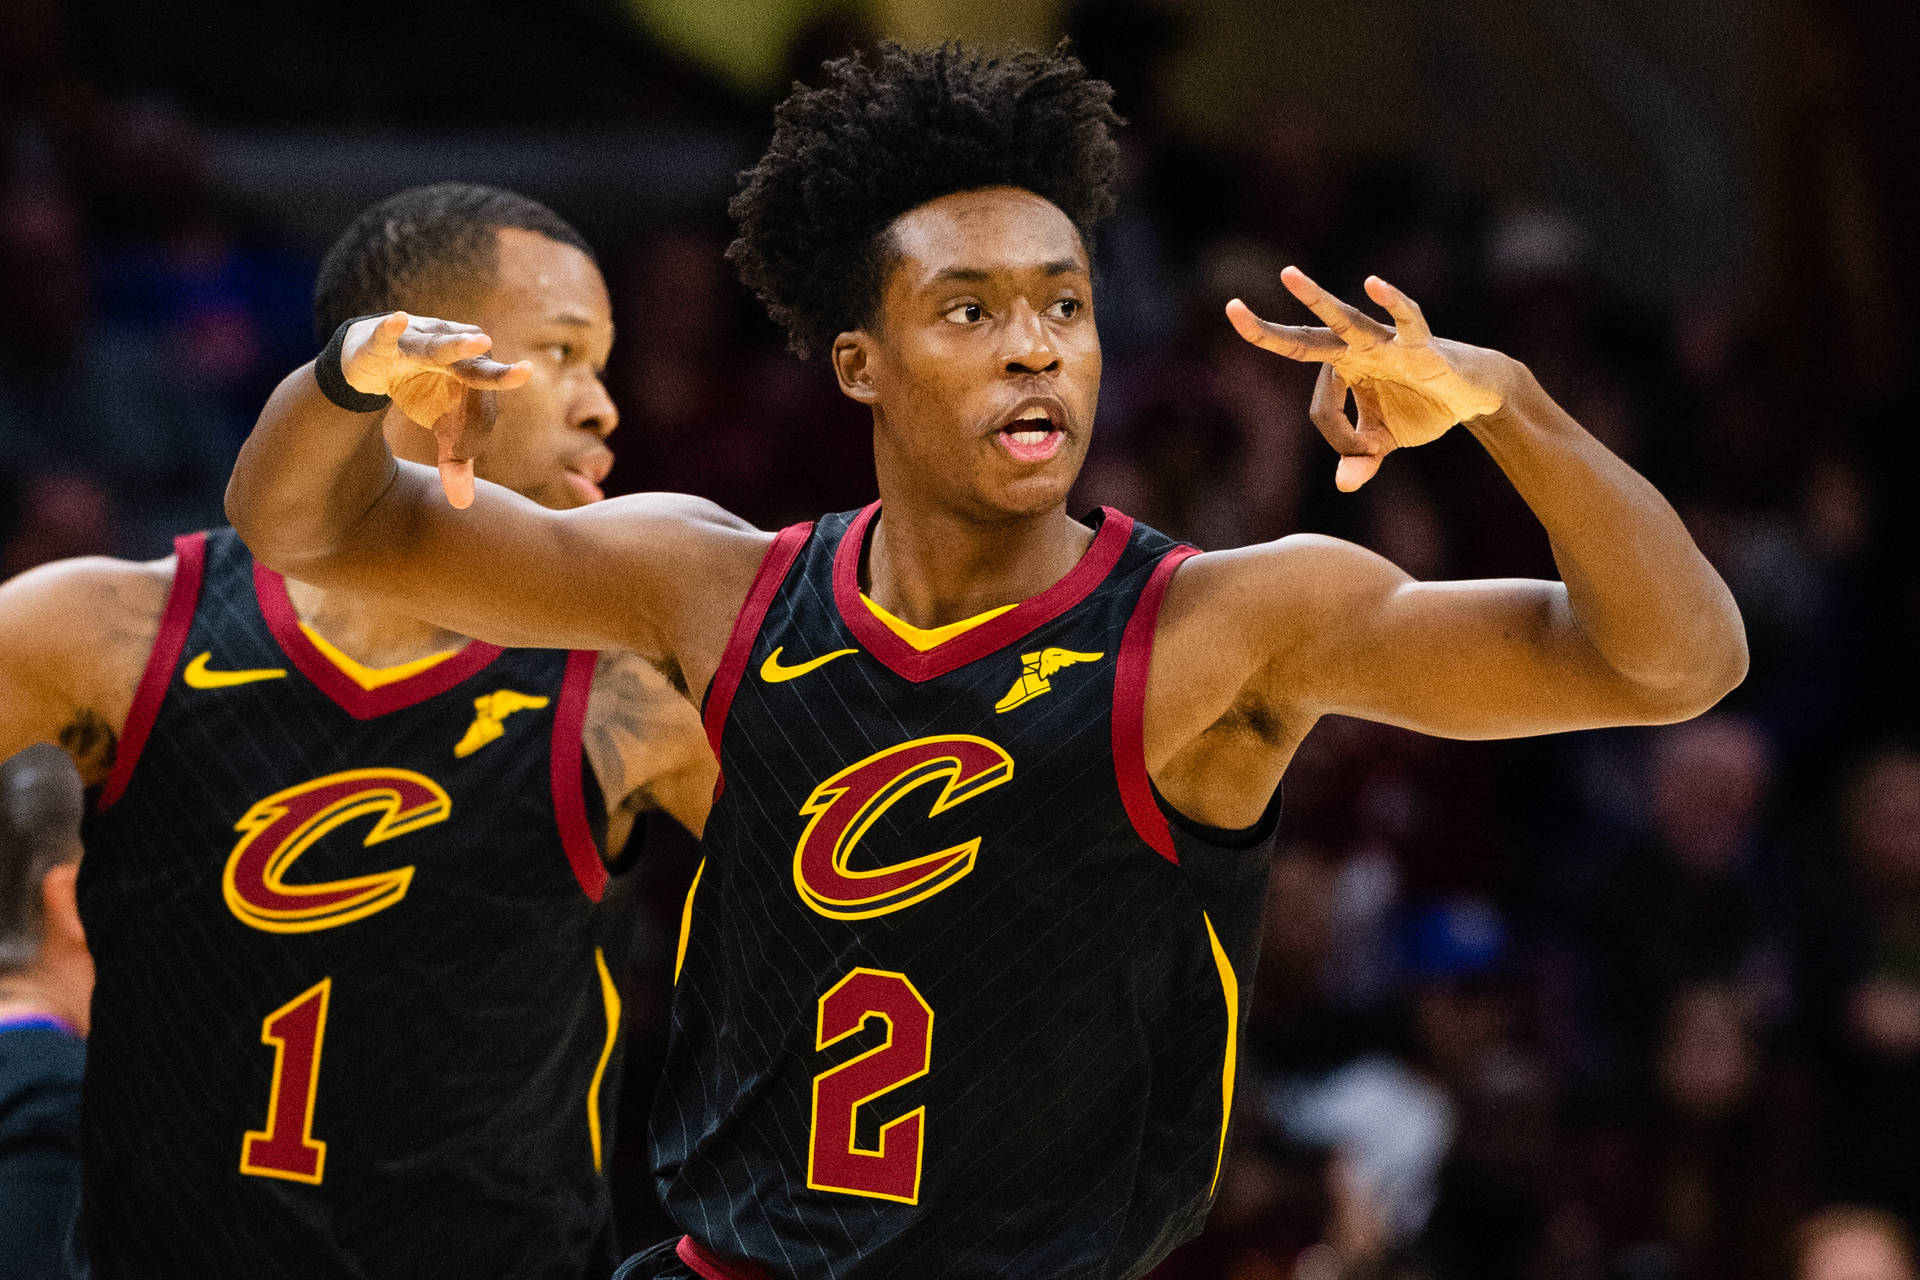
[1148,271,1745,822]
[226,313,765,686]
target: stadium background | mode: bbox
[1,0,1916,1275]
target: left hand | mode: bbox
[1226,267,1509,491]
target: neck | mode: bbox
[863,484,1094,629]
[282,579,468,668]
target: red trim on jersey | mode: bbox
[550,649,605,902]
[99,532,207,809]
[252,562,502,720]
[702,523,813,768]
[833,502,1135,683]
[676,1236,771,1280]
[1112,546,1199,866]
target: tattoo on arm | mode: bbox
[58,709,118,786]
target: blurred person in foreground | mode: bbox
[0,744,88,1280]
[0,184,721,1279]
[1795,1207,1918,1280]
[226,43,1745,1280]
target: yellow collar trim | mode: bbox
[298,623,460,691]
[859,594,1016,652]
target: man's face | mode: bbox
[841,187,1100,520]
[389,226,617,510]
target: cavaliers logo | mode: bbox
[793,735,1014,920]
[223,769,450,934]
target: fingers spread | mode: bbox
[1363,276,1432,344]
[1281,266,1392,346]
[1224,298,1346,361]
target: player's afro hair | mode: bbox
[728,42,1123,361]
[312,183,592,341]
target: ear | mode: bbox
[40,860,86,948]
[832,331,880,406]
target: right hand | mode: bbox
[339,312,533,508]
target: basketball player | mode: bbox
[225,47,1746,1280]
[0,185,722,1279]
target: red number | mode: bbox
[807,968,933,1203]
[241,978,331,1183]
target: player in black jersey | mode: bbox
[0,185,725,1279]
[228,46,1747,1280]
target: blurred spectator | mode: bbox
[0,744,89,1280]
[1545,713,1795,1088]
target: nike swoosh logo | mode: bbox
[759,646,857,684]
[183,651,288,689]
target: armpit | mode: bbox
[583,650,715,839]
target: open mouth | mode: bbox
[996,400,1066,463]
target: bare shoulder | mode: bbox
[583,648,719,844]
[568,492,775,672]
[579,491,770,567]
[0,553,176,782]
[1159,534,1403,671]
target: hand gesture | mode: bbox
[338,312,533,508]
[1226,268,1508,491]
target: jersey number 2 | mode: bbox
[241,978,331,1183]
[807,969,932,1203]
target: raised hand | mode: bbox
[1226,267,1510,491]
[338,312,533,508]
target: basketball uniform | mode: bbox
[642,504,1279,1280]
[79,528,628,1280]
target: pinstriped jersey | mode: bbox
[77,528,626,1280]
[653,505,1279,1280]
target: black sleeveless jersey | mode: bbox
[651,505,1279,1280]
[78,528,626,1280]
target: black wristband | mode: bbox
[313,314,394,414]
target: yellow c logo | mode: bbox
[792,735,1014,920]
[223,769,449,934]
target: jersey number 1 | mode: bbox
[240,978,331,1183]
[807,969,933,1203]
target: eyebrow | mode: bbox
[927,259,1085,286]
[544,312,596,327]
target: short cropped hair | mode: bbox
[0,745,84,974]
[312,183,593,340]
[728,41,1123,360]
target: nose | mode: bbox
[1001,302,1059,377]
[575,374,619,439]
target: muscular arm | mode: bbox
[1147,274,1746,826]
[227,316,765,693]
[0,558,170,787]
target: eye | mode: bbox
[544,342,575,363]
[942,303,986,325]
[1046,298,1082,321]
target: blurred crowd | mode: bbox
[3,1,1917,1278]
